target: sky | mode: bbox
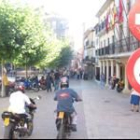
[24,0,105,51]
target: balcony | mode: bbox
[95,21,106,36]
[96,37,140,57]
[85,41,95,50]
[83,56,96,65]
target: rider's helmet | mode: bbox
[15,85,25,93]
[60,77,69,89]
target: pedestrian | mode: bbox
[46,73,52,92]
[77,70,80,80]
[3,73,9,97]
[130,89,140,112]
[100,72,105,88]
[50,71,55,87]
[54,70,60,91]
[80,70,83,80]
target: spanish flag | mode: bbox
[118,0,124,23]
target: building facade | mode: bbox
[95,0,139,93]
[83,28,96,79]
[44,14,69,40]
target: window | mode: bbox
[104,40,106,47]
[112,36,115,44]
[86,40,89,47]
[96,39,99,46]
[100,42,103,48]
[108,38,110,46]
[91,41,95,48]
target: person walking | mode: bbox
[130,89,140,112]
[100,73,105,88]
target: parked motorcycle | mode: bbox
[24,79,39,92]
[8,82,16,96]
[38,81,47,90]
[116,80,125,93]
[1,96,41,139]
[111,78,120,90]
[16,77,39,92]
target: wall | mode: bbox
[98,1,115,48]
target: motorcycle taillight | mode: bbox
[1,112,13,120]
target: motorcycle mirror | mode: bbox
[36,95,42,100]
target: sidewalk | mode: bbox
[81,80,140,139]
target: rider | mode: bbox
[8,85,36,124]
[54,78,82,131]
[40,76,45,84]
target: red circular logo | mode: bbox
[128,0,140,41]
[127,48,140,93]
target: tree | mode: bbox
[0,0,51,96]
[0,0,29,97]
[46,40,73,68]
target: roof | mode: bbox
[96,0,114,17]
[84,28,94,39]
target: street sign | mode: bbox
[128,0,140,40]
[127,48,140,93]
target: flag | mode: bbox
[105,13,109,32]
[118,0,124,23]
[113,4,118,24]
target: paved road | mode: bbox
[0,80,140,139]
[0,80,87,139]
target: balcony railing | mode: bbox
[83,56,96,64]
[96,37,140,57]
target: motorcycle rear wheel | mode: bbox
[57,124,66,139]
[4,125,19,139]
[27,121,34,136]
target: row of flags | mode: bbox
[105,0,124,32]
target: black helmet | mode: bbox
[60,77,68,89]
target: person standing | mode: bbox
[54,70,60,91]
[3,73,9,97]
[46,73,52,93]
[130,89,140,112]
[100,73,105,88]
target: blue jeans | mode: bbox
[54,80,59,91]
[100,80,105,88]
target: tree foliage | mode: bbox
[0,0,73,70]
[44,40,73,68]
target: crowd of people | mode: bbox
[69,69,92,80]
[26,69,69,93]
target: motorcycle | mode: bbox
[24,80,39,92]
[116,80,125,93]
[8,82,16,96]
[1,96,41,139]
[38,81,47,91]
[56,112,72,139]
[55,99,82,139]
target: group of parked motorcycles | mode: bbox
[0,77,47,97]
[16,77,47,92]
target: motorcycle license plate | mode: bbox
[4,118,10,126]
[58,112,64,119]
